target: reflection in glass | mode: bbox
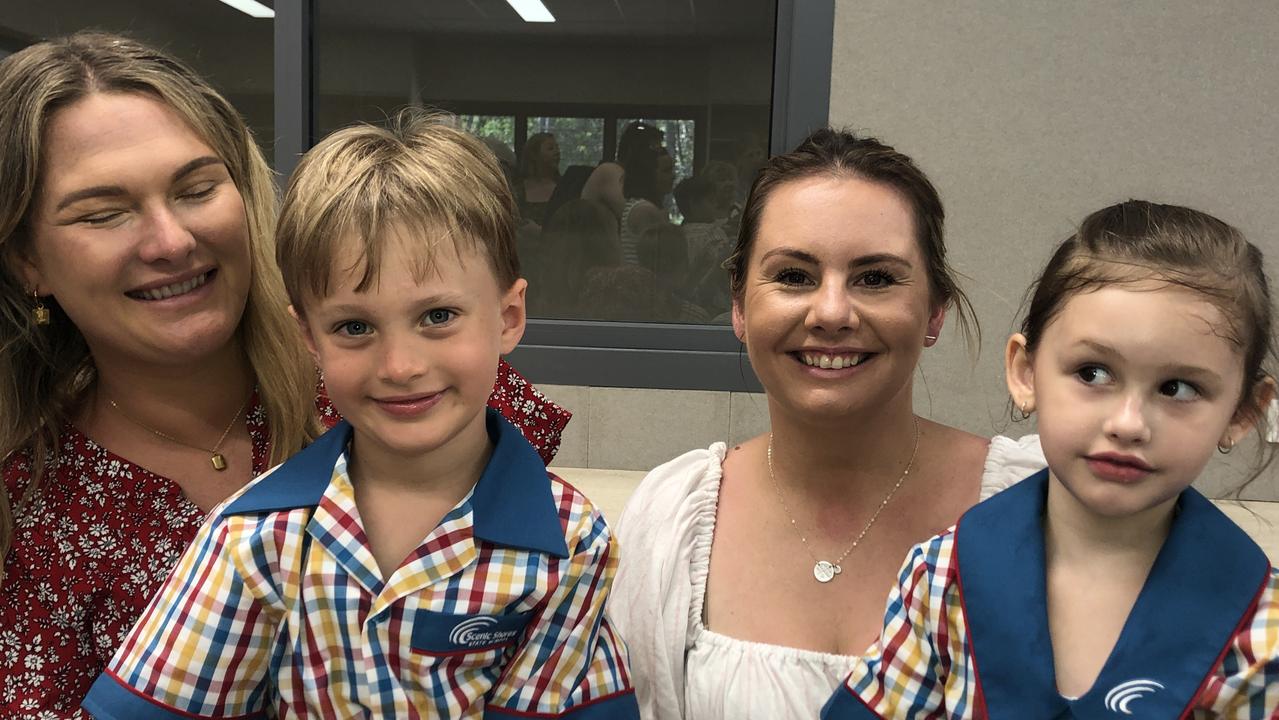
[528,117,602,171]
[0,0,275,166]
[461,115,516,149]
[314,0,776,324]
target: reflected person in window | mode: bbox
[581,121,664,220]
[517,132,561,226]
[635,224,710,323]
[619,148,676,266]
[530,198,622,319]
[675,174,734,318]
[609,128,1046,719]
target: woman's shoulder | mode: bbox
[615,443,727,545]
[980,433,1046,501]
[913,421,1046,504]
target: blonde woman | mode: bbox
[0,32,566,716]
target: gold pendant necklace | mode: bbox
[767,416,920,583]
[107,394,251,471]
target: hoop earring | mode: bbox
[32,291,49,326]
[1016,400,1033,421]
[1218,437,1235,454]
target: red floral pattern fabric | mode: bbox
[0,360,568,718]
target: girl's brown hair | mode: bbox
[725,127,978,351]
[0,32,320,570]
[1020,200,1276,480]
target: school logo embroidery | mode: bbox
[410,608,534,655]
[1104,679,1165,715]
[448,616,522,649]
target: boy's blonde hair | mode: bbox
[277,109,519,308]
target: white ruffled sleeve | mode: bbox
[978,433,1047,502]
[611,444,726,720]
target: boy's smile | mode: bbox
[295,226,526,474]
[373,391,445,418]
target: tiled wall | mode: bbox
[540,385,769,471]
[541,384,1279,502]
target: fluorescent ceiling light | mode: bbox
[217,0,274,18]
[506,0,555,22]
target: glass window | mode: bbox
[314,0,777,325]
[0,1,276,166]
[462,114,516,149]
[527,116,603,172]
[618,117,695,192]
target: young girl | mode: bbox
[822,200,1279,718]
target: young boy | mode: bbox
[82,112,639,719]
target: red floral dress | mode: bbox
[0,361,568,718]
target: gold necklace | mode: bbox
[767,416,920,583]
[107,394,251,471]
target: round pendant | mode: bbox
[813,560,840,583]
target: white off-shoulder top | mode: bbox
[610,434,1046,720]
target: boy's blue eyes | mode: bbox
[332,310,455,337]
[424,309,454,325]
[337,320,371,337]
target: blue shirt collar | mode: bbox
[223,408,569,558]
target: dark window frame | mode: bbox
[274,0,833,392]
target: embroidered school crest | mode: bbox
[410,609,535,655]
[1103,679,1164,715]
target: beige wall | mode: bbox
[828,0,1279,499]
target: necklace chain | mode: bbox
[107,393,251,472]
[767,416,920,583]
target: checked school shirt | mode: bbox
[822,470,1279,720]
[82,409,638,719]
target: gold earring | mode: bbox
[32,291,49,326]
[1017,400,1033,421]
[1218,436,1235,454]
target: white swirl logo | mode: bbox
[1104,679,1164,715]
[448,616,519,648]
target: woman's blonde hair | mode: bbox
[0,32,320,567]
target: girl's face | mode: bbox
[732,175,943,421]
[19,92,252,370]
[1007,281,1265,520]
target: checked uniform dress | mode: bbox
[822,470,1279,720]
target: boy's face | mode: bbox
[295,227,526,463]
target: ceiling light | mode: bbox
[506,0,555,23]
[217,0,274,18]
